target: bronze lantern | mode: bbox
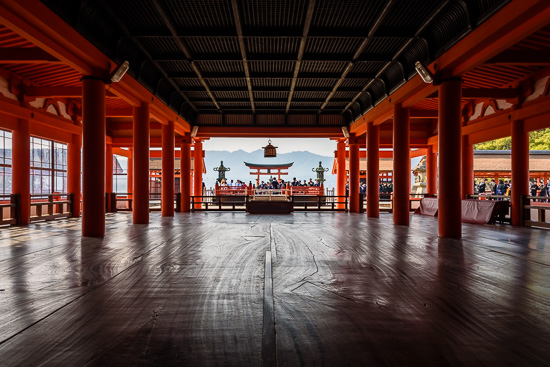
[262,139,277,158]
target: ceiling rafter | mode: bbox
[286,0,316,114]
[96,0,199,113]
[150,0,221,111]
[341,0,450,116]
[230,0,255,115]
[318,0,395,113]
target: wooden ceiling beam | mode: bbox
[486,50,550,65]
[426,88,520,99]
[196,126,343,138]
[0,47,61,63]
[349,0,550,136]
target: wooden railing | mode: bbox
[523,195,550,229]
[109,193,181,212]
[30,193,72,222]
[108,193,133,212]
[292,195,347,211]
[190,194,347,212]
[191,195,248,211]
[360,193,435,213]
[0,194,18,225]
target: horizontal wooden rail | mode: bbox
[523,195,550,229]
[0,194,18,225]
[30,193,72,222]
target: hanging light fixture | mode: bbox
[415,61,434,84]
[263,138,277,158]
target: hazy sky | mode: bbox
[202,138,337,156]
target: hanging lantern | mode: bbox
[263,139,277,158]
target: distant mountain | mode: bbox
[203,149,336,189]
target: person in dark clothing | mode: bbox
[491,179,497,194]
[496,180,506,196]
[478,179,486,195]
[531,181,539,197]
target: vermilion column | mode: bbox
[127,148,133,194]
[393,104,410,226]
[366,122,380,217]
[193,139,203,209]
[105,143,113,195]
[180,136,191,212]
[133,102,150,224]
[348,137,360,213]
[82,77,105,237]
[336,139,346,209]
[461,135,474,199]
[511,119,529,226]
[67,133,81,218]
[12,119,30,225]
[161,121,175,217]
[438,79,462,238]
[426,145,437,196]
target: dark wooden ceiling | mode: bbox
[41,0,511,127]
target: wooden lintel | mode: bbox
[427,88,520,99]
[23,86,117,98]
[0,47,60,63]
[410,109,438,118]
[486,50,550,65]
[106,108,133,118]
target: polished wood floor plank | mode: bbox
[0,213,549,366]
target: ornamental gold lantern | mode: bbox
[262,139,277,158]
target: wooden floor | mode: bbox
[0,213,549,366]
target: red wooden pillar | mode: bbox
[133,102,150,224]
[161,121,175,217]
[511,119,529,226]
[193,139,203,209]
[348,136,360,213]
[105,143,113,200]
[366,122,380,218]
[180,136,191,212]
[67,133,81,218]
[438,79,462,238]
[461,135,474,199]
[393,104,410,226]
[126,148,133,196]
[426,145,437,196]
[82,77,105,237]
[12,119,30,225]
[336,139,346,209]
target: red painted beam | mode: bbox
[22,86,116,98]
[0,0,191,133]
[195,126,344,138]
[428,88,520,99]
[440,0,550,76]
[487,50,550,65]
[0,47,60,63]
[0,96,81,135]
[350,0,550,136]
[106,108,133,118]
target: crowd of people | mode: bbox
[475,178,550,200]
[219,177,323,190]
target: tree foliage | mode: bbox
[474,128,550,150]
